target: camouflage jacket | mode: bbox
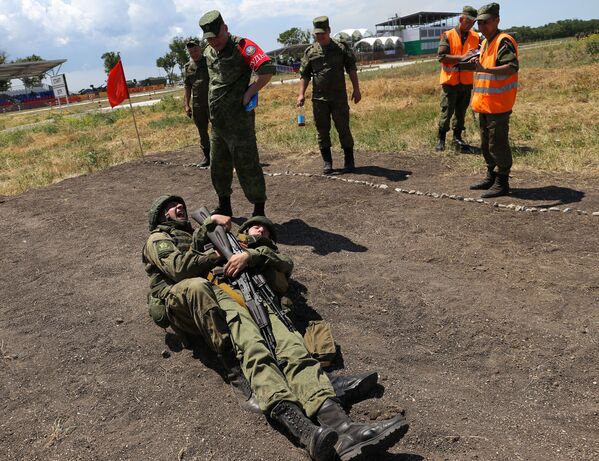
[204,34,275,128]
[183,57,209,107]
[300,38,357,101]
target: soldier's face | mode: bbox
[188,45,202,61]
[477,16,500,38]
[459,16,475,32]
[248,224,270,239]
[314,29,331,46]
[164,202,187,222]
[207,24,229,51]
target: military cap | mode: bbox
[476,3,500,21]
[199,10,224,39]
[186,38,201,48]
[313,16,330,34]
[461,6,477,21]
[148,195,186,230]
[239,216,278,242]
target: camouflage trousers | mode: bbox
[167,277,335,417]
[479,111,513,175]
[438,84,472,134]
[192,103,210,155]
[210,112,266,204]
[312,98,354,150]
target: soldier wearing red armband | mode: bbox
[199,10,275,218]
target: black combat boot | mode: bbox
[434,129,446,152]
[453,129,471,153]
[321,147,333,175]
[270,401,338,461]
[469,168,496,190]
[212,196,232,217]
[342,149,355,173]
[328,372,378,406]
[252,202,265,217]
[481,173,510,198]
[316,398,409,461]
[198,148,210,167]
[220,350,261,414]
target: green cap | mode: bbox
[313,16,330,34]
[476,3,500,21]
[199,10,224,38]
[148,195,186,230]
[186,38,200,48]
[462,6,478,21]
[239,216,278,242]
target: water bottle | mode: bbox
[297,105,305,127]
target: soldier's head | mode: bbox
[200,10,229,51]
[148,195,187,230]
[186,39,203,61]
[239,216,277,242]
[476,3,500,38]
[459,6,477,31]
[313,16,331,46]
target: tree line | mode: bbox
[508,19,599,43]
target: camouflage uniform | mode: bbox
[300,37,357,153]
[183,53,210,158]
[142,196,334,417]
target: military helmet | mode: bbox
[239,216,277,242]
[148,195,186,230]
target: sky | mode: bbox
[1,0,598,92]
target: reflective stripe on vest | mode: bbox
[471,32,518,114]
[439,28,479,86]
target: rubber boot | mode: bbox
[212,196,232,217]
[342,149,355,173]
[270,401,338,461]
[321,147,333,175]
[316,399,409,461]
[199,148,210,167]
[328,372,378,406]
[252,202,265,217]
[469,168,496,190]
[481,173,510,198]
[434,129,446,152]
[453,129,471,153]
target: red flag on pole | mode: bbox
[106,60,129,108]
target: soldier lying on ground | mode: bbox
[142,195,409,461]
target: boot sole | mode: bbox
[338,416,409,461]
[311,428,339,461]
[342,372,379,404]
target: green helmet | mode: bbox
[239,216,277,242]
[148,195,186,230]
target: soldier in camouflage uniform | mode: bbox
[199,10,274,218]
[298,16,361,175]
[184,39,211,167]
[143,195,409,461]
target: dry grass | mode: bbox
[1,38,598,196]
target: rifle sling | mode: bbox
[207,272,247,308]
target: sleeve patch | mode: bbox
[237,38,271,72]
[154,239,177,258]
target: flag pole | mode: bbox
[128,98,144,157]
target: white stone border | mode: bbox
[148,160,599,218]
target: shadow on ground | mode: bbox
[350,165,412,182]
[279,219,368,255]
[510,185,585,207]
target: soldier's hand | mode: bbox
[185,107,192,118]
[224,252,250,278]
[296,95,305,107]
[351,89,362,104]
[211,214,232,231]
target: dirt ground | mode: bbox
[1,146,598,461]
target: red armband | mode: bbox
[237,38,271,72]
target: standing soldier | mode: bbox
[199,11,275,218]
[435,6,480,152]
[297,16,361,175]
[470,3,519,198]
[184,39,211,167]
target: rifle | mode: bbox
[190,207,295,367]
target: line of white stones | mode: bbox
[148,160,599,218]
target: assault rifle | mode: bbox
[190,207,295,367]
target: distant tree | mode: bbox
[168,36,197,75]
[13,54,45,90]
[0,51,10,92]
[101,51,121,74]
[156,52,177,85]
[277,27,311,47]
[508,19,599,43]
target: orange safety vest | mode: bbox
[439,28,480,86]
[471,32,519,114]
